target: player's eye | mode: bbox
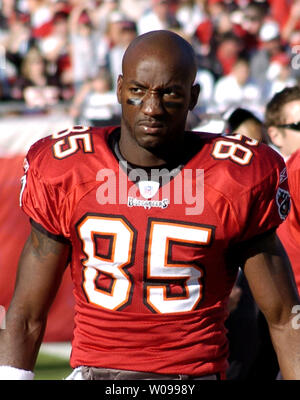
[129,87,144,95]
[163,88,181,99]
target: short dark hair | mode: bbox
[228,108,261,132]
[265,86,300,127]
[244,2,268,19]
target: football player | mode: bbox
[266,86,300,303]
[0,30,299,380]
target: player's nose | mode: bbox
[141,92,164,117]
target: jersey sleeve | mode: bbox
[20,139,70,239]
[279,158,300,243]
[231,147,290,244]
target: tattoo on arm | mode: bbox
[29,228,64,261]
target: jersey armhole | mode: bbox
[227,227,278,270]
[30,218,70,244]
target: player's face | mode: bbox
[117,53,199,154]
[279,100,300,156]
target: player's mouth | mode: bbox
[138,121,165,134]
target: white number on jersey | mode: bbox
[77,215,213,314]
[212,134,258,166]
[52,126,93,159]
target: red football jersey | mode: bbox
[277,149,300,293]
[20,126,289,377]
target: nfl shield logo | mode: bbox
[138,181,159,199]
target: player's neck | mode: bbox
[118,133,184,168]
[120,148,171,168]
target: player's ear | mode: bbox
[117,75,123,104]
[189,83,200,110]
[267,126,284,148]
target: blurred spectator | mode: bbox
[235,2,268,55]
[69,67,120,126]
[26,0,54,39]
[105,11,131,47]
[196,32,242,81]
[265,85,300,159]
[4,12,32,66]
[205,0,227,21]
[0,0,15,32]
[213,57,261,112]
[90,0,120,35]
[214,33,243,76]
[120,0,149,22]
[94,10,135,69]
[37,11,73,100]
[38,11,69,66]
[0,0,296,115]
[11,47,60,109]
[194,0,228,57]
[194,67,215,111]
[91,10,138,89]
[264,52,297,100]
[268,0,290,29]
[281,0,300,42]
[196,6,247,79]
[226,107,270,144]
[195,1,267,68]
[108,17,137,88]
[68,4,99,92]
[265,88,300,379]
[0,10,32,99]
[250,20,283,87]
[240,2,267,37]
[137,0,180,35]
[175,0,205,38]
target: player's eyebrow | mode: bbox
[163,84,184,93]
[128,80,147,88]
[128,80,183,93]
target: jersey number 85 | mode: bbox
[77,214,213,314]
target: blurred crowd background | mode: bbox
[0,0,300,128]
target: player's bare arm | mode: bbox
[0,225,70,372]
[243,230,300,379]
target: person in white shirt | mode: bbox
[137,0,180,35]
[213,57,261,113]
[175,0,205,37]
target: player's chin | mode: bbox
[136,129,169,149]
[138,135,170,152]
